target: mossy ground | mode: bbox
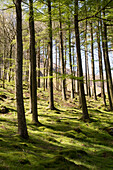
[0,83,113,169]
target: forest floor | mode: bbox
[0,82,113,169]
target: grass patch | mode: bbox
[0,84,113,169]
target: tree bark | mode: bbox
[90,22,97,100]
[29,0,39,123]
[74,0,89,120]
[48,0,55,109]
[43,40,45,91]
[84,20,88,96]
[37,39,40,88]
[69,23,74,99]
[97,20,106,106]
[103,12,113,106]
[15,0,28,138]
[55,40,58,90]
[59,0,66,100]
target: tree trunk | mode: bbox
[72,43,75,93]
[37,39,40,88]
[69,23,74,99]
[58,43,61,90]
[101,16,113,110]
[9,43,13,82]
[29,0,39,123]
[84,20,88,96]
[55,40,58,90]
[97,20,106,106]
[103,12,113,106]
[64,37,67,92]
[48,0,55,109]
[46,45,49,89]
[90,22,97,100]
[59,0,66,100]
[2,12,6,89]
[74,0,89,120]
[15,0,28,138]
[43,40,45,91]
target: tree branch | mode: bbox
[78,0,113,22]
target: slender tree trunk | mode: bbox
[74,0,89,120]
[2,12,6,88]
[90,22,97,100]
[64,37,67,92]
[48,0,55,109]
[29,0,39,123]
[77,55,79,95]
[88,64,91,97]
[69,23,74,99]
[15,0,28,138]
[84,20,88,96]
[37,39,40,88]
[29,55,32,113]
[58,42,61,90]
[43,40,45,91]
[9,43,13,82]
[55,40,58,90]
[97,20,106,106]
[46,45,49,89]
[72,43,75,93]
[59,0,66,100]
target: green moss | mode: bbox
[0,85,113,169]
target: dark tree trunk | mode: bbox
[59,0,66,100]
[103,12,113,106]
[74,0,89,120]
[15,0,28,138]
[101,16,113,110]
[48,0,55,109]
[29,0,39,123]
[90,22,97,100]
